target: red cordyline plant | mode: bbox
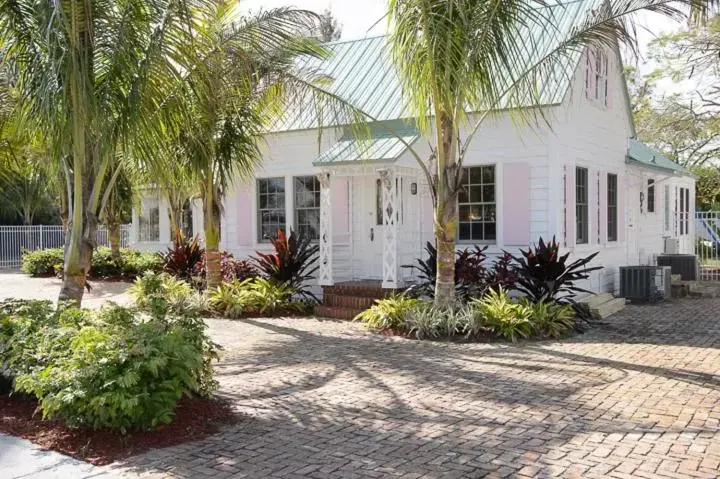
[507,236,602,314]
[252,229,319,300]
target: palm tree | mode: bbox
[386,0,718,307]
[163,3,363,289]
[0,0,194,303]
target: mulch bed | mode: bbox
[0,393,238,466]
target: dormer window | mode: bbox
[585,47,609,107]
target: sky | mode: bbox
[240,0,691,95]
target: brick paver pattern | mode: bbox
[115,299,720,478]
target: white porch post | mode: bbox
[380,168,399,288]
[317,172,333,286]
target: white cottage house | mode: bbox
[131,6,696,307]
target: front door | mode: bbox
[626,178,640,265]
[356,176,384,279]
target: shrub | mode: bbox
[0,299,219,433]
[403,242,517,301]
[353,294,421,331]
[252,229,319,300]
[119,250,163,278]
[523,299,576,339]
[22,247,161,279]
[129,272,197,316]
[468,289,533,342]
[208,277,303,318]
[403,302,466,340]
[161,233,203,280]
[193,251,258,284]
[508,236,601,315]
[21,248,64,276]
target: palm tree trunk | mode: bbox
[433,113,458,308]
[108,221,121,260]
[204,184,223,289]
[168,204,182,242]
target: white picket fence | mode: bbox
[0,224,131,269]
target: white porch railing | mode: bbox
[0,224,130,269]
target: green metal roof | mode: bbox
[313,121,419,166]
[627,139,690,175]
[275,0,602,132]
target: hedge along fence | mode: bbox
[0,225,130,269]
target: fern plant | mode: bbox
[468,289,532,342]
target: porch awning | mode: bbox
[313,126,419,166]
[626,139,690,175]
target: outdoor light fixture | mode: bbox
[410,182,417,195]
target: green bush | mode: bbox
[208,277,305,318]
[403,302,466,340]
[21,248,64,276]
[523,299,576,339]
[467,289,533,342]
[353,294,421,331]
[21,247,161,279]
[0,299,219,433]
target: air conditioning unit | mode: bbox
[664,237,679,254]
[619,266,672,303]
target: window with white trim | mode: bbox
[586,47,609,106]
[607,173,618,242]
[458,165,496,242]
[576,167,589,244]
[257,177,286,242]
[664,184,670,231]
[647,179,655,213]
[294,176,320,241]
[138,195,160,242]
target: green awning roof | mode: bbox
[627,139,690,175]
[313,122,419,166]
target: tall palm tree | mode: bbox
[386,0,718,307]
[0,0,194,303]
[163,2,364,289]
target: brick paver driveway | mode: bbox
[105,301,720,478]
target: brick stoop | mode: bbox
[315,281,398,320]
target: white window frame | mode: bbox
[576,167,589,244]
[294,175,321,241]
[586,47,609,107]
[138,195,160,242]
[607,173,618,242]
[457,164,497,244]
[257,177,287,243]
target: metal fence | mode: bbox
[695,212,720,280]
[0,224,131,269]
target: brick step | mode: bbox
[323,294,379,310]
[315,305,364,320]
[323,283,397,299]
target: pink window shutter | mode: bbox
[502,163,531,246]
[588,168,597,245]
[598,172,608,244]
[236,187,253,247]
[564,164,576,248]
[618,175,626,243]
[330,177,349,237]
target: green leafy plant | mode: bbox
[0,300,219,432]
[403,302,466,340]
[208,277,301,318]
[252,229,319,300]
[508,236,602,314]
[353,294,421,331]
[21,248,64,276]
[523,299,576,339]
[129,272,196,316]
[161,232,203,280]
[468,289,532,342]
